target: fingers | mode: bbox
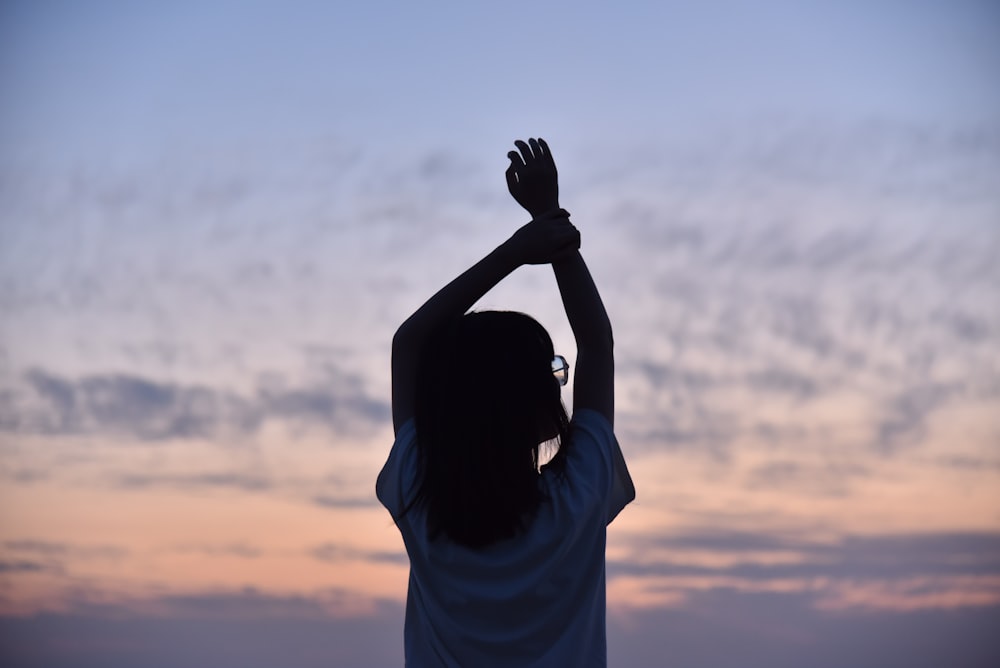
[507,138,558,213]
[537,138,555,168]
[542,217,579,244]
[549,224,581,262]
[528,138,542,161]
[514,140,533,164]
[507,215,579,265]
[511,137,554,166]
[505,166,518,194]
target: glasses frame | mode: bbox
[552,354,570,386]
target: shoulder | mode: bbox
[376,418,417,517]
[570,408,614,443]
[559,408,635,524]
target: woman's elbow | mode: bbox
[392,317,418,346]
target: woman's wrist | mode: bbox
[529,204,563,220]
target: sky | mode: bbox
[1,1,999,666]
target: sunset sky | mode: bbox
[1,1,998,666]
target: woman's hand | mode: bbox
[506,137,560,218]
[500,209,580,266]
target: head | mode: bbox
[412,310,572,548]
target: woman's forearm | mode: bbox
[552,250,613,349]
[395,244,519,345]
[552,249,614,422]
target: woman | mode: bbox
[377,138,635,666]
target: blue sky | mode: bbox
[1,1,999,666]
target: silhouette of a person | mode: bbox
[378,137,634,666]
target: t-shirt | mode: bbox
[376,409,635,667]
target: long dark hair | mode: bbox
[408,310,572,549]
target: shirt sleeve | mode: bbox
[565,409,636,525]
[375,418,417,519]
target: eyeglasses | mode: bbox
[552,355,570,386]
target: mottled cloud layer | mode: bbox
[2,118,998,668]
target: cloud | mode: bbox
[0,591,405,668]
[310,544,407,566]
[2,540,128,561]
[0,369,256,440]
[0,588,997,668]
[743,458,869,497]
[616,530,1000,576]
[3,584,399,623]
[626,359,823,402]
[0,560,49,574]
[606,590,1000,668]
[112,472,271,492]
[3,121,995,468]
[873,382,959,452]
[627,360,722,395]
[138,587,393,620]
[258,384,388,433]
[0,366,390,442]
[742,368,820,400]
[937,455,1000,471]
[617,412,739,455]
[607,530,1000,616]
[166,543,263,559]
[310,494,378,509]
[0,540,128,581]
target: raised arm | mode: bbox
[552,251,614,424]
[506,138,614,424]
[391,202,580,434]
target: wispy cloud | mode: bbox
[165,543,264,559]
[742,459,870,497]
[609,530,1000,613]
[310,494,379,509]
[112,471,272,492]
[0,366,389,442]
[2,540,128,561]
[0,540,128,580]
[0,560,49,574]
[310,544,407,566]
